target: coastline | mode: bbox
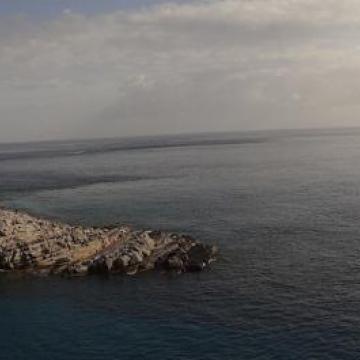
[0,206,217,276]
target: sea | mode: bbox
[1,128,360,360]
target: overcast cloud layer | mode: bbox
[1,0,360,142]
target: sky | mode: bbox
[1,0,360,142]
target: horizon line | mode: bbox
[1,125,360,146]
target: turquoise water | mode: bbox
[1,129,360,359]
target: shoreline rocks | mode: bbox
[0,208,217,276]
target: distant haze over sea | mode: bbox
[2,0,360,142]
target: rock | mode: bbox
[185,244,218,272]
[0,208,218,276]
[88,257,111,274]
[164,254,184,271]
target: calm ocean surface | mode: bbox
[1,129,360,359]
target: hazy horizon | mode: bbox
[1,124,360,146]
[2,0,360,142]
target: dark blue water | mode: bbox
[1,129,360,359]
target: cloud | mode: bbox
[62,8,72,15]
[1,0,360,141]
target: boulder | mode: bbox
[185,244,218,272]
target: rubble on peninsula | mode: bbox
[0,208,217,276]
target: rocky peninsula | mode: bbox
[0,207,217,276]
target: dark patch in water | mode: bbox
[0,134,268,162]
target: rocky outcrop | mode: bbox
[0,208,217,276]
